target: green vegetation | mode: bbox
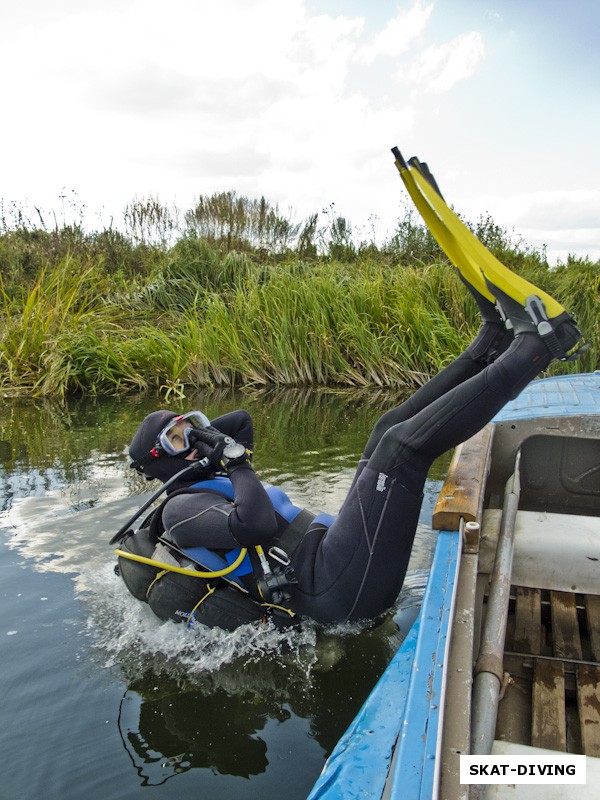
[1,194,598,397]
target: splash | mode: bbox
[79,562,320,685]
[1,476,428,689]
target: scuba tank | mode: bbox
[116,524,296,631]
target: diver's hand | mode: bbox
[188,427,232,468]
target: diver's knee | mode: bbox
[368,425,409,471]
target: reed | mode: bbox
[0,219,597,397]
[1,255,107,393]
[107,262,496,390]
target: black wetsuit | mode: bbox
[161,321,552,625]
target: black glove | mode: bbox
[187,427,232,468]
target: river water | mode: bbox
[0,388,449,800]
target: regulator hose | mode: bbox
[109,461,205,546]
[114,545,249,579]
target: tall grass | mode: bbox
[0,211,598,397]
[118,263,470,390]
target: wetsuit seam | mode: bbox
[343,476,396,622]
[164,503,230,539]
[291,523,361,601]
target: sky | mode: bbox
[1,0,599,263]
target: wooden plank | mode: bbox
[514,587,542,655]
[584,594,600,661]
[577,664,600,757]
[532,659,566,751]
[432,425,494,532]
[551,591,583,660]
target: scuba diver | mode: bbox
[113,149,588,630]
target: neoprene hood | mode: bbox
[129,409,193,484]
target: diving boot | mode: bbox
[485,279,589,362]
[458,271,513,363]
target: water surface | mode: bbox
[0,388,449,799]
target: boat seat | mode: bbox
[479,510,600,595]
[479,505,600,758]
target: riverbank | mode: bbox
[1,205,597,397]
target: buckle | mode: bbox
[268,546,291,566]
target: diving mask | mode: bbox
[157,411,211,456]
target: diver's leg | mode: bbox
[291,329,553,624]
[288,469,424,623]
[357,251,586,474]
[357,316,511,469]
[367,331,551,491]
[354,260,513,478]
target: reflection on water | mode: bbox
[115,614,406,788]
[0,388,449,800]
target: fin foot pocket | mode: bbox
[457,271,504,325]
[486,280,589,362]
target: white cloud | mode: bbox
[475,189,600,231]
[1,0,596,263]
[515,189,600,231]
[524,228,600,264]
[402,31,485,93]
[459,188,600,263]
[0,0,422,226]
[356,0,433,63]
[507,190,600,262]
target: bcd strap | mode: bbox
[274,508,315,559]
[145,568,169,599]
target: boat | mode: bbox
[307,371,600,799]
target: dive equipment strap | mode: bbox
[274,508,315,559]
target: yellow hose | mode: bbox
[115,547,248,578]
